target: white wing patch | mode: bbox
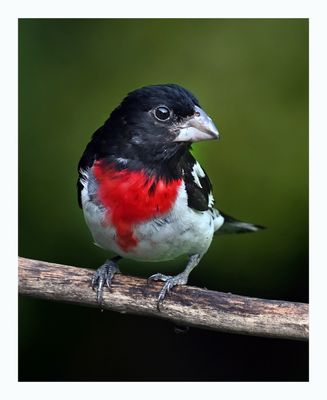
[191,162,206,188]
[79,168,88,188]
[208,191,215,208]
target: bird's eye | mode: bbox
[154,106,171,121]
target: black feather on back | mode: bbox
[180,152,213,212]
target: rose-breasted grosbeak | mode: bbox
[78,84,264,308]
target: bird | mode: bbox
[77,83,264,309]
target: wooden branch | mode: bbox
[18,257,309,341]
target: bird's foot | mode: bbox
[91,259,121,305]
[148,272,188,310]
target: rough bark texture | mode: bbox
[18,257,309,341]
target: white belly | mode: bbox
[82,182,215,262]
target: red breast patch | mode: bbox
[92,161,182,251]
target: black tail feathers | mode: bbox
[215,211,266,235]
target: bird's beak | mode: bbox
[173,105,219,143]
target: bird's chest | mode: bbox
[81,164,213,260]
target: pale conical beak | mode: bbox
[173,105,219,143]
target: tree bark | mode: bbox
[18,257,309,341]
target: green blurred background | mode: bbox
[19,19,308,381]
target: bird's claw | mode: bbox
[157,279,174,307]
[147,273,170,284]
[148,273,187,311]
[91,260,120,305]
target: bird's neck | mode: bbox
[91,121,190,181]
[105,148,187,181]
[101,142,189,182]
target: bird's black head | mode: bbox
[118,84,200,124]
[89,84,219,177]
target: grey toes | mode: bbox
[91,260,120,305]
[147,273,171,283]
[147,273,187,311]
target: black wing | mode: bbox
[179,153,265,233]
[77,126,107,208]
[180,151,214,212]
